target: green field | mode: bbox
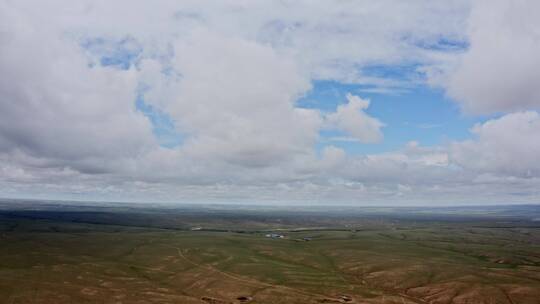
[1,203,539,303]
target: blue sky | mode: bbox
[298,80,484,155]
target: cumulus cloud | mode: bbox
[0,2,155,170]
[325,94,384,143]
[439,0,540,114]
[140,29,320,167]
[451,111,540,177]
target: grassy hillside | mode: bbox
[0,205,539,303]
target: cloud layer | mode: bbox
[1,1,539,204]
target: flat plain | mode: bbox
[1,200,539,304]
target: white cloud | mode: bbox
[140,29,320,167]
[451,111,540,177]
[325,94,384,143]
[0,2,155,170]
[439,0,540,114]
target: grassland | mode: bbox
[0,201,539,303]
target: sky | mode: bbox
[1,0,540,205]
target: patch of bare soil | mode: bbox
[339,294,353,302]
[236,295,253,302]
[201,296,232,304]
[318,299,341,303]
[317,295,355,303]
[451,286,511,304]
[500,284,540,304]
[407,282,464,304]
[80,287,98,296]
